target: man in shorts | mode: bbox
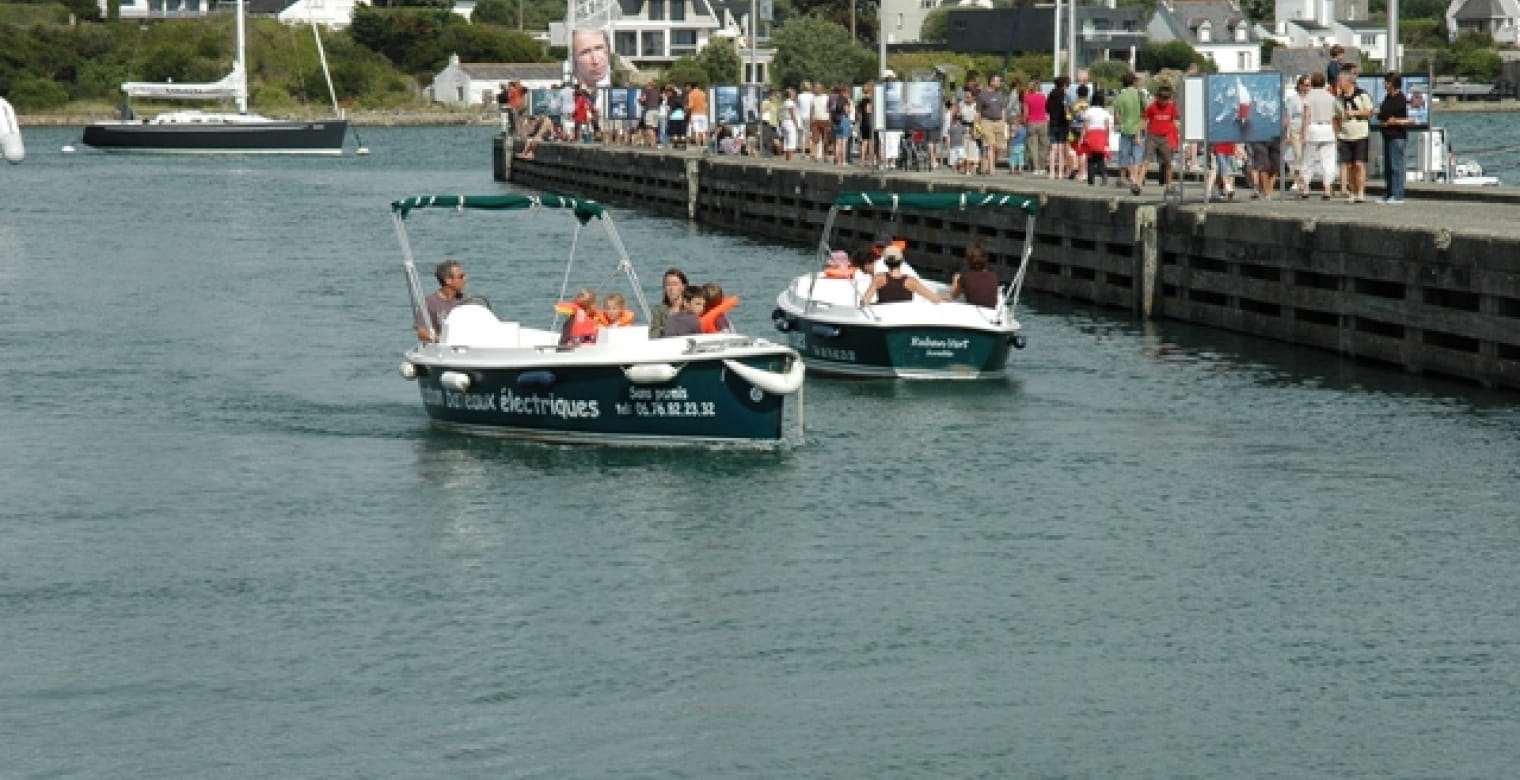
[1334,70,1374,202]
[1141,86,1179,194]
[1112,72,1146,192]
[974,75,1010,174]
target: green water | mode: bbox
[1,126,1517,778]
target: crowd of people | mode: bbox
[503,48,1413,201]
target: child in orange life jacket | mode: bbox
[595,292,635,327]
[662,288,705,337]
[556,287,600,346]
[700,282,738,333]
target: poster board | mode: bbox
[1203,72,1284,144]
[1183,75,1206,143]
[529,88,558,117]
[882,81,943,133]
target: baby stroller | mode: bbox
[898,129,929,171]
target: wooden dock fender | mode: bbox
[1134,205,1159,320]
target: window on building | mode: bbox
[642,30,665,56]
[648,0,664,21]
[1197,22,1211,42]
[1235,23,1246,41]
[671,29,697,55]
[670,0,685,20]
[615,31,638,56]
[1238,51,1250,69]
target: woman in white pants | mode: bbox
[781,88,800,161]
[1301,72,1339,200]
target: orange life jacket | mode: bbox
[555,301,600,343]
[700,296,739,334]
[823,266,854,279]
[594,309,635,327]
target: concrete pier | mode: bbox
[495,135,1520,390]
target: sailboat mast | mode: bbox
[236,0,249,114]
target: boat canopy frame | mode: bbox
[810,191,1041,319]
[391,193,649,341]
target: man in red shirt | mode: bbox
[1141,86,1180,194]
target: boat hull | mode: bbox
[408,352,797,446]
[81,119,347,155]
[787,316,1014,379]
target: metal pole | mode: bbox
[1067,0,1077,82]
[1053,0,1062,77]
[750,0,757,83]
[1386,0,1399,72]
[878,0,887,76]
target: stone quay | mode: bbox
[495,136,1520,390]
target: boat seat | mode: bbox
[440,304,520,347]
[595,326,649,349]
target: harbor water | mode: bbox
[2,124,1518,778]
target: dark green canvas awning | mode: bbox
[391,194,605,224]
[833,191,1039,217]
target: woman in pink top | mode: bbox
[1023,88,1049,174]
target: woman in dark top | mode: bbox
[647,267,688,338]
[1047,76,1071,180]
[950,245,1000,308]
[665,84,688,148]
[860,246,943,305]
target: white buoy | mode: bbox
[61,145,77,154]
[356,146,371,156]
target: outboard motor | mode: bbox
[770,307,795,333]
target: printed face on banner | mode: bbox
[571,28,612,87]
[1205,72,1284,143]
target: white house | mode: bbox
[1444,0,1520,43]
[102,0,212,21]
[1148,0,1262,73]
[428,56,562,105]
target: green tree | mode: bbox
[1437,32,1502,79]
[919,5,951,43]
[472,0,514,25]
[784,0,878,45]
[437,24,544,62]
[768,16,875,88]
[1136,40,1205,73]
[349,4,462,76]
[664,55,709,87]
[695,36,742,85]
[1087,59,1130,90]
[9,73,70,110]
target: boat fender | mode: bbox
[517,370,557,388]
[440,371,472,392]
[770,308,795,333]
[810,324,841,339]
[623,363,681,384]
[1011,333,1028,350]
[722,358,806,396]
[0,98,23,164]
[399,361,418,380]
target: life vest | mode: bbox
[824,265,854,279]
[554,301,600,343]
[594,309,635,327]
[700,296,739,333]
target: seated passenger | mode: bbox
[700,282,738,333]
[950,245,1000,308]
[556,287,600,346]
[850,247,878,279]
[662,288,705,337]
[595,292,635,327]
[860,246,943,305]
[415,259,467,341]
[823,250,854,278]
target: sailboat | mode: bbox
[82,0,347,155]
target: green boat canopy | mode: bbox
[833,191,1039,217]
[391,193,606,224]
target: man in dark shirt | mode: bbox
[975,74,1009,174]
[1377,71,1410,204]
[417,260,467,341]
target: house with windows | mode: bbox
[101,0,212,21]
[1445,0,1520,43]
[427,56,563,105]
[549,0,773,83]
[1267,0,1390,63]
[1147,0,1262,73]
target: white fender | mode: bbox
[399,361,418,380]
[439,371,471,391]
[723,358,805,396]
[623,363,681,384]
[0,98,24,164]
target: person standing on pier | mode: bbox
[1140,85,1180,195]
[1023,81,1049,175]
[1302,72,1339,200]
[975,75,1010,175]
[858,81,876,168]
[1334,70,1374,203]
[1113,72,1146,194]
[1377,72,1410,204]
